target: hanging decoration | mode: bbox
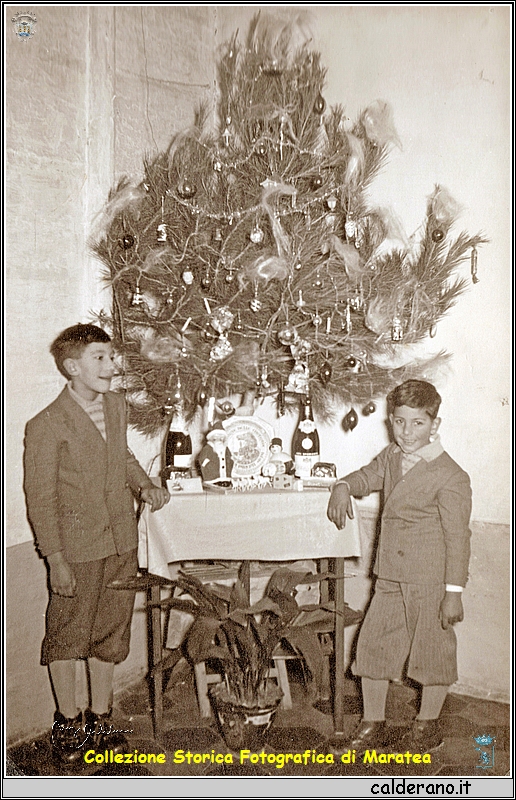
[92,13,487,436]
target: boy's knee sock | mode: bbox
[418,685,449,720]
[88,657,115,715]
[362,677,389,721]
[49,660,78,719]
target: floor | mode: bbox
[7,661,510,778]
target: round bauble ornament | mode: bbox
[120,234,135,249]
[313,274,324,289]
[201,274,211,289]
[182,270,194,285]
[320,362,332,385]
[311,175,324,190]
[198,386,208,406]
[294,261,302,271]
[431,228,445,242]
[225,271,235,283]
[256,143,267,156]
[178,181,197,199]
[327,195,338,211]
[343,408,358,432]
[249,225,264,244]
[313,93,326,116]
[312,313,323,327]
[362,401,376,416]
[220,400,235,416]
[346,356,357,369]
[277,323,298,346]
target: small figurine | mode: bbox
[196,422,234,482]
[267,437,294,476]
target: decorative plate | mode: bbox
[222,416,274,478]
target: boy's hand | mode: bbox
[47,552,76,597]
[141,486,170,512]
[439,592,464,629]
[327,483,354,530]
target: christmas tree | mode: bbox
[93,13,485,438]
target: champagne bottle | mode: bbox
[292,397,320,478]
[162,413,192,479]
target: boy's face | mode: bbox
[64,342,115,401]
[389,405,440,454]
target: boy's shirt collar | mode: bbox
[395,434,444,463]
[67,381,103,410]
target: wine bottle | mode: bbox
[292,397,320,479]
[162,413,192,479]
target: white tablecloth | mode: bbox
[138,488,361,578]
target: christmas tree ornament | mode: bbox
[235,311,243,332]
[130,284,145,307]
[257,142,267,156]
[225,268,235,283]
[220,400,235,416]
[182,269,194,285]
[249,285,262,312]
[311,174,324,190]
[120,234,135,249]
[313,272,324,289]
[222,126,231,147]
[156,223,168,242]
[471,245,479,283]
[201,272,211,289]
[313,92,326,116]
[294,261,302,271]
[213,158,223,172]
[320,361,332,385]
[431,228,445,243]
[327,195,338,211]
[391,317,404,342]
[249,225,264,244]
[325,213,337,229]
[345,217,357,239]
[277,322,298,346]
[178,181,197,199]
[312,312,323,327]
[285,363,310,395]
[346,356,357,369]
[210,305,234,334]
[210,334,233,361]
[213,227,223,243]
[296,290,306,308]
[198,385,208,406]
[343,408,359,431]
[163,396,174,414]
[362,401,377,416]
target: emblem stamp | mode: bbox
[473,734,496,769]
[11,11,37,41]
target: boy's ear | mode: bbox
[63,357,77,376]
[431,416,441,435]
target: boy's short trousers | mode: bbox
[354,578,458,686]
[41,549,138,665]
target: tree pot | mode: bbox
[210,683,282,751]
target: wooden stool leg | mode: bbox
[194,662,212,718]
[272,658,292,710]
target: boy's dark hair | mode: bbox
[50,323,111,378]
[387,380,442,419]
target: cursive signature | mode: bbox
[52,720,134,749]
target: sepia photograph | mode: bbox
[4,4,512,796]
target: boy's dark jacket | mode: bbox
[24,388,153,563]
[343,443,472,587]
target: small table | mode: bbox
[139,488,361,738]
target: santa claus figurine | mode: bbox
[196,422,234,482]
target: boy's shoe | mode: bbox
[84,708,129,754]
[398,718,443,752]
[349,720,388,751]
[51,710,86,765]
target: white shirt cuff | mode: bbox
[445,584,463,592]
